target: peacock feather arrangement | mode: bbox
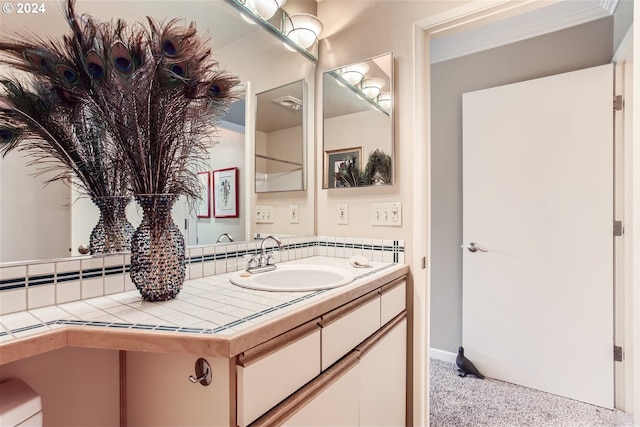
[0,0,239,300]
[333,149,392,187]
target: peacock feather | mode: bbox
[364,149,392,185]
[0,0,239,202]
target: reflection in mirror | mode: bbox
[181,98,247,247]
[323,53,394,188]
[255,80,306,193]
[0,1,314,263]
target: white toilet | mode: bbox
[0,379,42,427]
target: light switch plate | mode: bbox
[371,202,402,226]
[256,205,274,223]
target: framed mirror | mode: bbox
[322,53,394,188]
[255,80,306,193]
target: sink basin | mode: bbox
[229,265,355,292]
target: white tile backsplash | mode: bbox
[56,281,81,304]
[28,285,55,309]
[82,278,104,300]
[104,274,125,296]
[0,289,26,314]
[0,265,27,281]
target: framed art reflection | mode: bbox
[213,167,239,218]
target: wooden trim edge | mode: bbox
[0,329,68,365]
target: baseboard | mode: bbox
[429,348,457,364]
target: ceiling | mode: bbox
[430,0,623,64]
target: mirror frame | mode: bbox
[254,79,307,193]
[322,52,394,189]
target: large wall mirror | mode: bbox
[323,53,394,188]
[255,80,306,193]
[0,0,315,263]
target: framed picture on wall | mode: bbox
[213,167,239,218]
[196,171,211,218]
[324,147,363,188]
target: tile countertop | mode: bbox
[0,257,408,365]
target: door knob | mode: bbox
[467,242,488,253]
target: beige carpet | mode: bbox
[429,358,635,427]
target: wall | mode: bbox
[429,18,614,353]
[0,347,120,426]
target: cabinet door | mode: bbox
[283,362,360,427]
[127,352,231,427]
[320,292,381,370]
[237,322,321,427]
[359,317,407,426]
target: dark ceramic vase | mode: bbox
[130,194,185,301]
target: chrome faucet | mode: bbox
[216,233,234,243]
[246,235,282,273]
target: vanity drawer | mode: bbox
[380,279,406,325]
[237,321,321,427]
[320,291,381,371]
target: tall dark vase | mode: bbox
[130,194,185,301]
[89,196,135,254]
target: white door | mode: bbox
[462,63,614,408]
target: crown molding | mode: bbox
[430,0,618,64]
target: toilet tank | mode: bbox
[0,379,43,427]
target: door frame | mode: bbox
[412,1,640,423]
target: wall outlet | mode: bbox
[255,205,274,224]
[371,202,402,226]
[289,204,299,224]
[337,203,349,225]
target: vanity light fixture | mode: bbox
[361,77,385,99]
[224,0,319,62]
[284,13,324,49]
[340,62,369,86]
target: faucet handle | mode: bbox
[266,251,279,265]
[244,254,259,269]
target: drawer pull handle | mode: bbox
[188,358,212,386]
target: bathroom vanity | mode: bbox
[0,257,408,426]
